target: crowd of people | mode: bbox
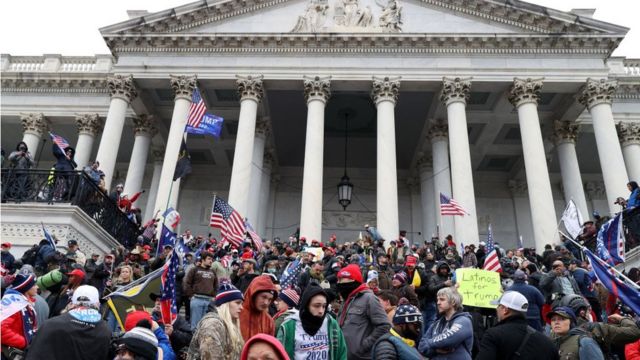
[1,147,640,360]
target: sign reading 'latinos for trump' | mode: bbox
[455,268,502,308]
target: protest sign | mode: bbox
[455,268,502,308]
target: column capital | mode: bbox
[579,78,617,110]
[303,75,331,104]
[75,113,103,137]
[617,122,640,147]
[508,179,528,198]
[553,120,580,145]
[151,146,165,162]
[107,75,138,103]
[20,113,49,135]
[440,77,472,106]
[416,153,433,172]
[427,119,448,141]
[236,75,264,102]
[169,75,197,101]
[509,77,544,108]
[133,114,158,137]
[371,76,401,105]
[255,118,272,139]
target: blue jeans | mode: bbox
[106,309,122,335]
[422,302,437,335]
[190,296,213,329]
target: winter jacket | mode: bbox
[626,339,640,360]
[8,150,35,169]
[462,252,477,268]
[338,287,391,360]
[0,290,37,350]
[52,144,77,171]
[427,263,452,302]
[87,262,111,296]
[155,326,177,360]
[1,251,15,271]
[375,265,394,290]
[475,315,558,360]
[239,275,278,341]
[577,317,640,352]
[405,267,430,309]
[372,332,423,360]
[552,328,604,360]
[35,244,55,271]
[571,267,596,298]
[25,307,111,360]
[274,309,298,330]
[507,281,545,329]
[539,271,581,304]
[419,310,473,360]
[277,312,347,360]
[187,310,243,360]
[628,188,640,208]
[391,285,419,307]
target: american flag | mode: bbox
[440,193,468,216]
[210,196,246,248]
[187,88,207,128]
[160,250,179,324]
[483,224,502,272]
[220,254,232,269]
[280,258,303,289]
[245,219,263,252]
[49,132,70,156]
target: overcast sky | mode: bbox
[1,0,638,57]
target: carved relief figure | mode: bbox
[377,0,402,32]
[292,0,329,32]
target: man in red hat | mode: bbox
[337,264,390,360]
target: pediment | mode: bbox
[100,0,628,36]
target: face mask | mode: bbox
[336,281,360,300]
[267,268,276,274]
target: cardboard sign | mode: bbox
[455,268,502,308]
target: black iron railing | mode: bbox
[1,168,141,247]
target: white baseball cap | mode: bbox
[490,291,529,312]
[72,285,100,306]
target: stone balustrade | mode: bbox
[624,58,640,76]
[1,54,113,73]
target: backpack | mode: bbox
[21,245,40,266]
[372,335,423,360]
[581,322,617,360]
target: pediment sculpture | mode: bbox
[292,0,402,33]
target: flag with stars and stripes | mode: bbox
[440,193,468,216]
[482,224,502,272]
[280,257,303,289]
[49,132,70,157]
[187,88,207,128]
[245,219,263,252]
[160,250,179,325]
[210,196,246,248]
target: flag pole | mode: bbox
[559,230,639,289]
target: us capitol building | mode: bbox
[1,0,639,261]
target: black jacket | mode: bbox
[475,315,558,360]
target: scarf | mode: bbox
[300,310,326,336]
[338,283,369,326]
[390,328,415,348]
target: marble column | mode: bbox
[508,180,534,245]
[144,147,164,221]
[509,78,558,250]
[579,79,629,215]
[407,177,422,243]
[417,154,437,241]
[19,113,49,158]
[428,119,455,241]
[124,115,156,197]
[553,120,589,220]
[247,119,271,227]
[228,75,263,217]
[74,113,103,169]
[441,77,479,244]
[300,76,331,242]
[153,75,196,215]
[257,151,274,236]
[96,75,137,191]
[617,122,640,182]
[372,76,400,247]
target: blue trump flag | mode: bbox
[186,113,223,137]
[584,249,640,315]
[596,212,625,265]
[159,225,178,250]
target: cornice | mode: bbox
[103,33,622,56]
[1,78,109,94]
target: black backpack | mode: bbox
[20,245,40,266]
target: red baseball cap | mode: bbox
[67,269,86,279]
[1,242,11,248]
[337,264,363,283]
[406,255,418,266]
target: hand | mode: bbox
[408,284,415,290]
[151,320,159,331]
[444,280,453,287]
[607,314,623,324]
[164,324,173,336]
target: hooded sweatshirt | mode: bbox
[240,334,290,360]
[419,310,473,360]
[240,275,278,341]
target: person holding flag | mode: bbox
[49,132,77,200]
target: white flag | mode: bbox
[561,200,584,239]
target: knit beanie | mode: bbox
[393,272,407,285]
[121,325,158,360]
[216,282,244,307]
[279,287,300,308]
[393,304,423,325]
[12,273,36,294]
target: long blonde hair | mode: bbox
[217,301,244,354]
[116,265,133,284]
